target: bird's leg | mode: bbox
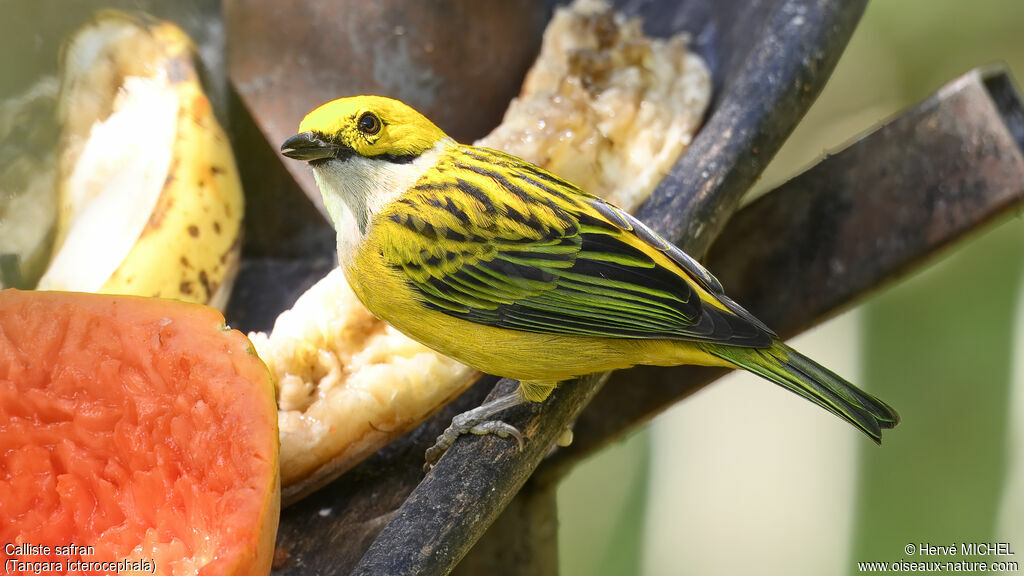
[424,384,546,472]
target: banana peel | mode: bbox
[36,11,243,310]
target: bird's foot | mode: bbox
[424,391,526,472]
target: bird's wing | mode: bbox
[376,145,773,347]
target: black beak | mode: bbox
[281,132,339,161]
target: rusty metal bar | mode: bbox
[451,481,560,576]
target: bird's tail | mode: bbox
[702,342,900,443]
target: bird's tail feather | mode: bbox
[702,342,900,443]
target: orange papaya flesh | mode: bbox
[0,289,279,576]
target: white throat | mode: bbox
[311,138,451,265]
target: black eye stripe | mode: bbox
[358,112,381,135]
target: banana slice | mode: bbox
[250,268,479,504]
[478,0,711,212]
[36,12,243,310]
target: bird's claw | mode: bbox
[469,420,524,447]
[424,417,524,472]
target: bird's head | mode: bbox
[281,95,448,164]
[281,96,453,240]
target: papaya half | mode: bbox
[0,289,279,576]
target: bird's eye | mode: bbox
[357,112,381,135]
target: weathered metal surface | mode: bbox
[540,67,1024,481]
[224,0,549,216]
[451,482,560,576]
[266,1,870,574]
[632,0,872,258]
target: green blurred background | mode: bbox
[558,1,1024,574]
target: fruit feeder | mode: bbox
[3,0,1022,575]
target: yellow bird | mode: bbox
[282,95,899,456]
